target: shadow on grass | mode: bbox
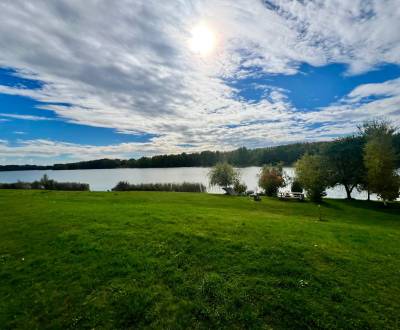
[341,198,400,215]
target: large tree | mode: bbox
[324,136,365,199]
[258,164,285,196]
[208,162,239,190]
[364,131,399,205]
[295,154,329,202]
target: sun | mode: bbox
[189,24,216,56]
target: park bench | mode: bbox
[278,191,304,201]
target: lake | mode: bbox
[0,167,386,200]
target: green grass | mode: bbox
[0,190,399,329]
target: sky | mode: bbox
[0,0,400,165]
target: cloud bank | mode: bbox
[0,0,399,163]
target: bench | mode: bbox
[278,192,304,201]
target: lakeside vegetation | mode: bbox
[0,174,89,191]
[2,121,398,204]
[112,181,206,193]
[1,190,399,329]
[1,133,399,171]
[207,121,400,204]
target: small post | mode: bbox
[318,204,322,221]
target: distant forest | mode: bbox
[1,135,399,171]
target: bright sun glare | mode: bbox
[189,24,216,56]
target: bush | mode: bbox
[53,182,90,191]
[0,181,31,189]
[31,181,44,190]
[258,165,285,196]
[112,181,131,191]
[0,175,90,191]
[112,182,206,193]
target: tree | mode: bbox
[258,164,285,196]
[208,162,239,190]
[295,154,329,202]
[358,119,396,139]
[364,131,399,205]
[291,179,303,193]
[324,136,365,199]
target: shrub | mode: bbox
[0,181,31,189]
[258,165,285,196]
[112,182,206,193]
[53,182,90,191]
[0,175,90,191]
[233,180,247,195]
[31,181,44,190]
[112,181,131,191]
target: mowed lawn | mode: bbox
[0,191,399,329]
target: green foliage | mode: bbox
[0,141,337,171]
[358,119,397,139]
[258,164,285,196]
[291,179,303,193]
[323,136,365,199]
[233,180,247,194]
[0,190,399,329]
[112,181,206,193]
[364,131,399,204]
[295,154,329,202]
[208,162,239,189]
[0,181,31,189]
[0,175,90,191]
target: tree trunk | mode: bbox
[367,189,370,201]
[344,185,352,200]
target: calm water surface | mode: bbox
[0,167,389,200]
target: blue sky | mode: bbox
[0,1,400,164]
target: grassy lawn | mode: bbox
[0,190,399,329]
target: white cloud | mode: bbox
[0,113,55,121]
[300,78,400,136]
[0,0,399,163]
[348,78,400,101]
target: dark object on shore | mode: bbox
[253,194,261,201]
[112,181,206,193]
[278,192,305,201]
[222,187,237,195]
[247,191,261,201]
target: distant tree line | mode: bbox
[0,164,52,171]
[1,133,399,171]
[49,142,331,170]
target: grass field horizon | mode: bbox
[1,190,399,329]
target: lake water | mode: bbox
[0,167,388,201]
